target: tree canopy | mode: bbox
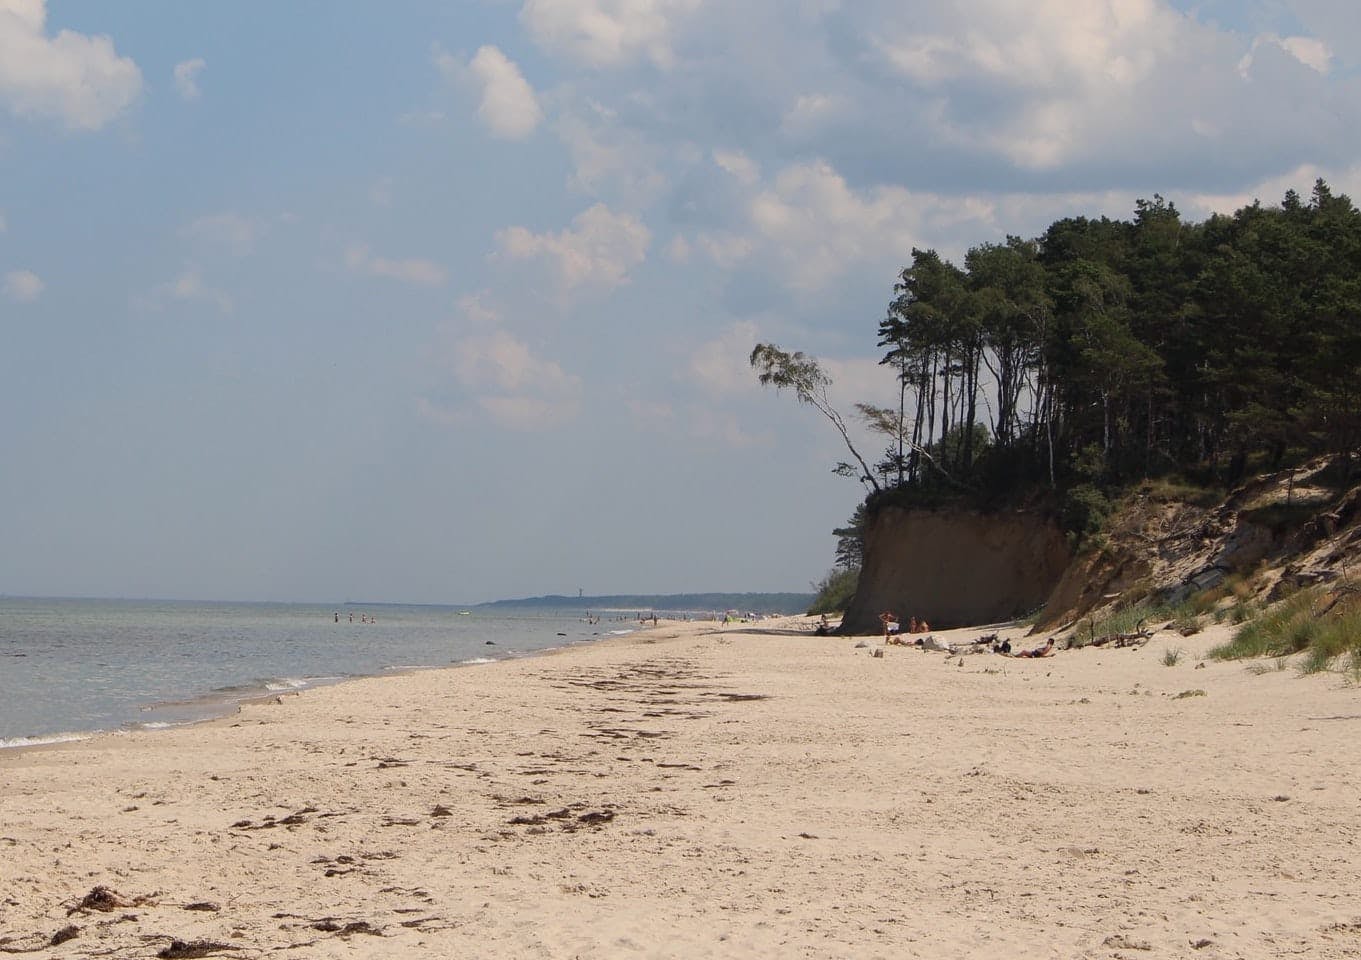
[756,180,1361,554]
[869,181,1361,504]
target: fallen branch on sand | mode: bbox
[1075,617,1154,650]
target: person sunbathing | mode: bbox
[1013,638,1056,658]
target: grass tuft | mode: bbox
[1211,586,1361,674]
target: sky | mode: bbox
[2,0,1360,604]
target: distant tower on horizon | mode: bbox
[578,587,583,598]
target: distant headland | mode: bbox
[342,593,815,614]
[473,593,813,614]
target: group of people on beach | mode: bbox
[811,610,1058,659]
[880,611,930,640]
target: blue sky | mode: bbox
[2,0,1359,603]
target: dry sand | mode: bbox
[2,617,1360,959]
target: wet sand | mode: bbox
[2,617,1360,958]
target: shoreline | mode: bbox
[0,600,659,754]
[0,621,659,757]
[3,615,1359,957]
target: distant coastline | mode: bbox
[347,593,814,614]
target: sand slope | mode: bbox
[3,619,1360,958]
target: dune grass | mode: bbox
[1209,586,1361,675]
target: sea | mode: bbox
[0,597,635,750]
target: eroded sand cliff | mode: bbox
[840,507,1070,633]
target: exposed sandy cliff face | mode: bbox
[841,507,1071,633]
[1034,462,1361,632]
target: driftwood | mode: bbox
[1081,617,1153,649]
[1087,629,1152,649]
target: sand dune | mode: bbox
[3,618,1360,958]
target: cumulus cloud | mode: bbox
[0,0,142,129]
[346,244,447,287]
[520,0,702,68]
[554,100,670,204]
[541,0,1349,196]
[746,161,924,290]
[1184,161,1361,221]
[3,268,43,302]
[870,0,1192,170]
[173,57,205,100]
[678,155,1184,291]
[468,45,543,139]
[496,203,650,292]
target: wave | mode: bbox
[263,677,311,692]
[1,731,93,750]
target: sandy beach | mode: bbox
[3,617,1360,959]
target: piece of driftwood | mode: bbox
[1087,629,1152,649]
[1081,617,1152,649]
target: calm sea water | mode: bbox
[0,597,629,748]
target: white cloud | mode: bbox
[554,101,670,204]
[1290,0,1361,69]
[173,57,205,100]
[689,157,1157,290]
[442,328,583,430]
[455,292,501,328]
[1239,34,1332,78]
[0,0,142,130]
[874,1,1175,92]
[780,93,846,136]
[147,265,232,313]
[3,268,43,302]
[1278,36,1332,74]
[1184,161,1361,220]
[688,320,760,394]
[468,45,543,139]
[712,148,760,185]
[346,244,447,287]
[693,230,753,268]
[520,0,702,68]
[747,160,923,290]
[873,1,1180,170]
[496,203,650,292]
